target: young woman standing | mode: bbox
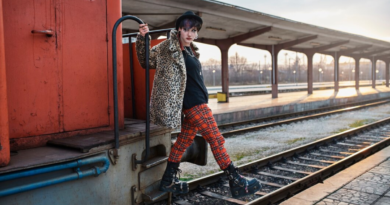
[136,11,261,198]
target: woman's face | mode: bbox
[178,27,198,46]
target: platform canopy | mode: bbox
[123,0,390,60]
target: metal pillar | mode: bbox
[386,61,389,87]
[334,52,340,92]
[271,45,279,98]
[354,57,360,90]
[0,0,10,167]
[220,47,230,102]
[372,57,376,88]
[306,52,314,94]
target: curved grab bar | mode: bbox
[112,15,151,166]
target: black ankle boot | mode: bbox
[223,162,261,198]
[159,161,189,194]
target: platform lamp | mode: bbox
[376,69,379,81]
[319,68,322,82]
[268,67,272,84]
[293,70,296,85]
[213,70,215,86]
[259,70,263,84]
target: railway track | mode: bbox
[159,111,390,205]
[172,98,390,138]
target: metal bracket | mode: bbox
[132,154,138,171]
[108,149,119,165]
[131,185,138,205]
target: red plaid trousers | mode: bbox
[168,104,231,170]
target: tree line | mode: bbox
[201,52,386,86]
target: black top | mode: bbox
[182,46,208,110]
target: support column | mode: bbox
[270,45,279,98]
[354,57,360,90]
[306,52,314,94]
[372,57,376,88]
[386,61,389,87]
[0,0,10,167]
[334,52,340,92]
[219,46,230,102]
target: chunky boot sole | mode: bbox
[159,182,189,194]
[230,180,261,198]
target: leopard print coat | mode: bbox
[136,29,200,129]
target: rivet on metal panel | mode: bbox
[108,149,119,165]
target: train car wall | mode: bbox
[2,0,122,151]
[123,39,165,120]
[0,0,10,167]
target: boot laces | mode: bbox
[171,168,184,190]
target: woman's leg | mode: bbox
[183,104,261,197]
[160,116,197,194]
[183,104,231,170]
[168,115,198,163]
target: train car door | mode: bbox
[61,0,110,130]
[3,0,61,138]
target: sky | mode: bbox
[195,0,390,66]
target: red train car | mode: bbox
[0,0,123,159]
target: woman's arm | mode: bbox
[135,24,157,69]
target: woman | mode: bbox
[136,11,261,198]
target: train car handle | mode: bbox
[31,29,54,37]
[112,15,146,166]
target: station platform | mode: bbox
[208,85,390,125]
[280,145,390,205]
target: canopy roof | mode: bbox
[122,0,390,61]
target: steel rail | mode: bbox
[179,116,390,205]
[172,98,390,138]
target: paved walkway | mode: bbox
[208,85,390,115]
[281,145,390,205]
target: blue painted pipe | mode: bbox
[0,155,110,197]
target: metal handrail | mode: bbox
[112,15,172,166]
[111,15,144,164]
[121,27,173,167]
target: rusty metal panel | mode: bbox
[3,0,60,138]
[62,0,109,130]
[0,0,10,167]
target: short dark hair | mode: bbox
[178,17,202,31]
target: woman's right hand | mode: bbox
[139,24,149,37]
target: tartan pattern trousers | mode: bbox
[168,104,231,170]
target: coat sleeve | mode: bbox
[135,34,157,69]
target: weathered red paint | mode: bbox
[0,0,10,167]
[61,0,110,131]
[3,0,123,150]
[123,39,163,119]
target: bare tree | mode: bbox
[229,52,248,83]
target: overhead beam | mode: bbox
[238,35,318,51]
[309,40,350,53]
[364,48,390,56]
[339,45,372,55]
[276,35,318,50]
[197,26,272,48]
